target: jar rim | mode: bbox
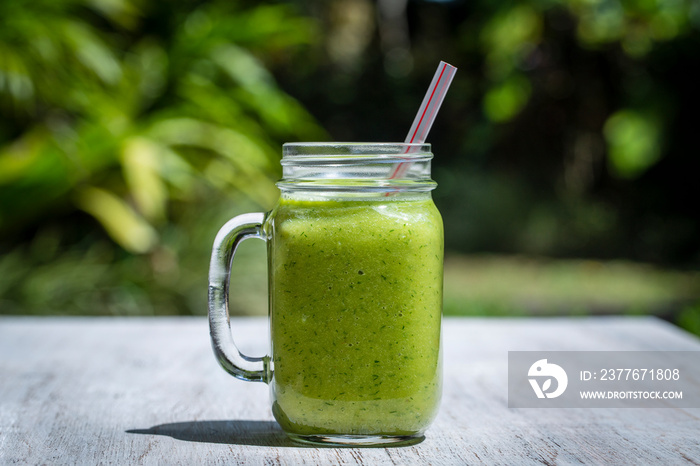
[283,142,431,157]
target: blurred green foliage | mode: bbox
[268,0,700,264]
[1,0,699,328]
[0,0,325,315]
[0,0,324,247]
[443,254,700,317]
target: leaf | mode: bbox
[146,117,271,169]
[121,137,167,222]
[0,46,35,103]
[86,0,142,30]
[209,44,324,138]
[0,128,48,185]
[75,186,158,254]
[146,117,279,207]
[61,20,122,85]
[211,44,274,89]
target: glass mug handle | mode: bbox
[208,212,271,383]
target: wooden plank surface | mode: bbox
[1,316,699,465]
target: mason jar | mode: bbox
[208,143,443,446]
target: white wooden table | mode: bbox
[1,316,699,464]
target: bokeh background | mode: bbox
[1,0,699,333]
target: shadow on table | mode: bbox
[127,420,299,447]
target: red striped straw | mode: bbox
[388,61,457,180]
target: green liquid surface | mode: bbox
[269,196,443,436]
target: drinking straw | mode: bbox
[389,61,457,179]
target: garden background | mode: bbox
[1,0,699,334]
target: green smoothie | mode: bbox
[268,194,443,436]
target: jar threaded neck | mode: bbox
[279,143,436,193]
